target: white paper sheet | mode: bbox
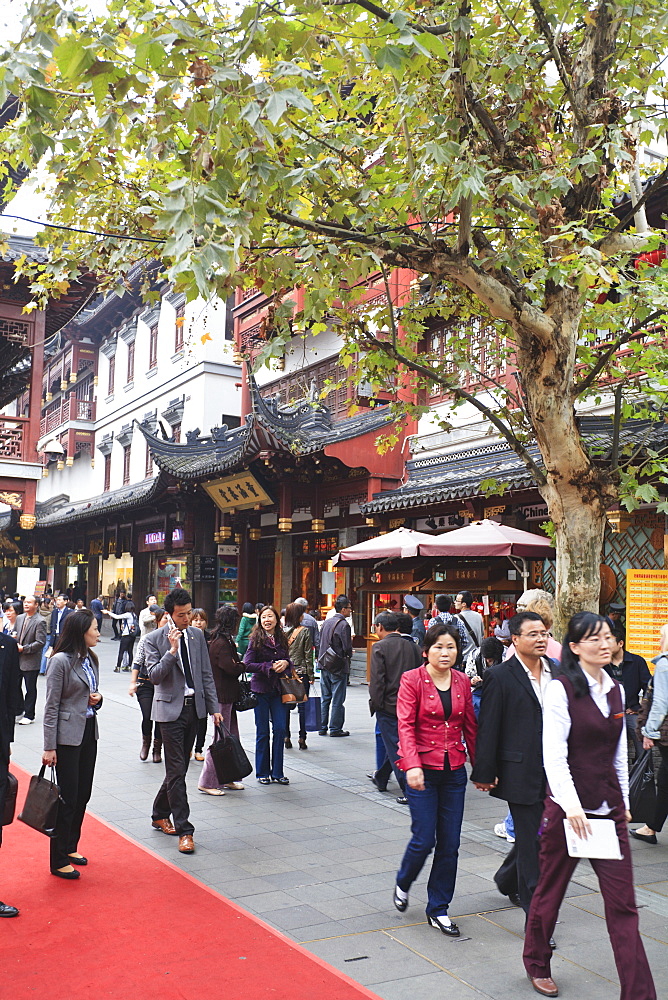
[563,818,622,860]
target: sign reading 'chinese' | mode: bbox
[202,472,272,512]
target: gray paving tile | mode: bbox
[304,931,438,986]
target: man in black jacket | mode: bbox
[605,625,651,759]
[317,596,353,736]
[0,632,22,916]
[111,591,127,640]
[471,611,552,916]
[369,612,421,802]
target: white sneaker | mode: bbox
[493,823,507,839]
[19,717,34,725]
[506,832,515,843]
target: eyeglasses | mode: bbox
[521,631,550,639]
[578,635,613,645]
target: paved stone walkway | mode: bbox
[9,630,668,1000]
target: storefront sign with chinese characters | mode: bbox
[138,527,184,552]
[203,472,272,512]
[626,568,668,664]
[483,505,506,519]
[194,555,217,582]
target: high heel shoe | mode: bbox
[284,737,292,749]
[298,738,308,750]
[427,914,460,937]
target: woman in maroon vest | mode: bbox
[523,612,655,1000]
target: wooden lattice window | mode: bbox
[122,444,131,486]
[108,356,115,396]
[127,341,135,384]
[103,454,111,492]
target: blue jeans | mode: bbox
[254,692,287,779]
[40,636,51,674]
[472,687,482,719]
[397,764,467,917]
[375,710,406,793]
[319,669,347,733]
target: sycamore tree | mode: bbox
[2,0,668,626]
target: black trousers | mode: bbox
[51,717,97,871]
[152,701,199,836]
[375,709,406,793]
[496,800,545,915]
[136,683,160,743]
[116,634,136,670]
[193,716,207,754]
[21,669,39,720]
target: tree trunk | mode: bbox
[540,479,608,640]
[513,290,617,636]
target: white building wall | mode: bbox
[37,293,240,503]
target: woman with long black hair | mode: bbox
[42,610,102,879]
[105,600,139,672]
[243,606,293,785]
[523,612,655,1000]
[198,604,245,794]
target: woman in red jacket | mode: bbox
[394,622,477,937]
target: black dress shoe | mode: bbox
[51,868,81,880]
[367,772,388,792]
[630,829,658,844]
[396,796,408,805]
[329,730,350,737]
[509,892,522,907]
[427,914,460,937]
[0,901,19,917]
[393,885,408,912]
[68,855,88,866]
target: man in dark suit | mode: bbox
[369,612,422,803]
[111,591,127,639]
[15,596,48,725]
[0,631,22,916]
[471,611,552,916]
[49,594,72,652]
[144,588,221,855]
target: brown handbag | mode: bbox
[280,672,308,704]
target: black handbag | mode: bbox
[17,764,61,838]
[1,772,18,826]
[234,674,258,712]
[629,748,656,825]
[208,721,253,785]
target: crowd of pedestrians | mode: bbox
[0,580,665,1000]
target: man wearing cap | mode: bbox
[403,595,425,644]
[607,602,625,624]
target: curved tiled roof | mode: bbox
[36,475,166,527]
[136,372,397,481]
[362,416,668,514]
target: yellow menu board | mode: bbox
[626,568,668,666]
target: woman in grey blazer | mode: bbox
[42,610,102,879]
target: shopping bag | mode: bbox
[208,722,253,785]
[17,765,60,838]
[303,688,322,732]
[629,748,656,825]
[1,772,18,826]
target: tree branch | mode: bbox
[329,0,451,35]
[597,232,655,255]
[529,0,586,125]
[356,328,547,485]
[574,309,664,395]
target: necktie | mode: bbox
[180,633,194,689]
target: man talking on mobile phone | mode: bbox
[144,589,221,855]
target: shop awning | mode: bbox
[418,519,554,558]
[333,526,436,565]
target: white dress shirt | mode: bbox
[543,671,629,815]
[514,653,552,708]
[179,627,195,697]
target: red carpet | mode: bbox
[1,767,380,1000]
